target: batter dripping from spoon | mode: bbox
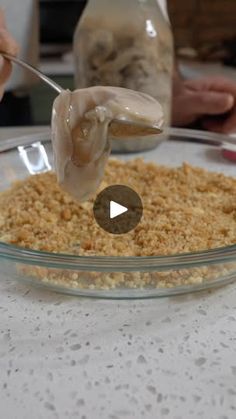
[51,86,163,201]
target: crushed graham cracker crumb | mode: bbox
[0,158,236,289]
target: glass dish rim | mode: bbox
[0,242,236,272]
[0,127,236,273]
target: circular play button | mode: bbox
[93,185,143,234]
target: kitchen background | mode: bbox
[33,0,87,125]
[4,0,236,125]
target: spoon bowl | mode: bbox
[1,52,163,137]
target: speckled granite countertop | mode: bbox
[0,127,236,419]
[0,279,236,419]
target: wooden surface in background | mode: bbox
[168,0,236,48]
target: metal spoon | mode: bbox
[2,52,63,94]
[1,52,162,136]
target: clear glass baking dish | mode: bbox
[0,127,236,299]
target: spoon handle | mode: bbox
[1,52,63,94]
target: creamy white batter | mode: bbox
[51,86,163,201]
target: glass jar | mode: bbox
[73,0,174,150]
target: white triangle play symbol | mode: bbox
[110,200,128,219]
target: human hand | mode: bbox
[172,76,236,134]
[0,10,18,100]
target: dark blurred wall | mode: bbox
[168,0,236,49]
[40,0,87,45]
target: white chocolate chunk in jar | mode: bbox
[51,86,163,201]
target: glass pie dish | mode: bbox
[0,127,236,299]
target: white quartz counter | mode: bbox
[0,275,236,419]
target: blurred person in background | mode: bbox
[159,0,236,133]
[0,9,18,100]
[0,0,39,126]
[0,0,236,133]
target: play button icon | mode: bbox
[93,185,143,234]
[110,201,128,219]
